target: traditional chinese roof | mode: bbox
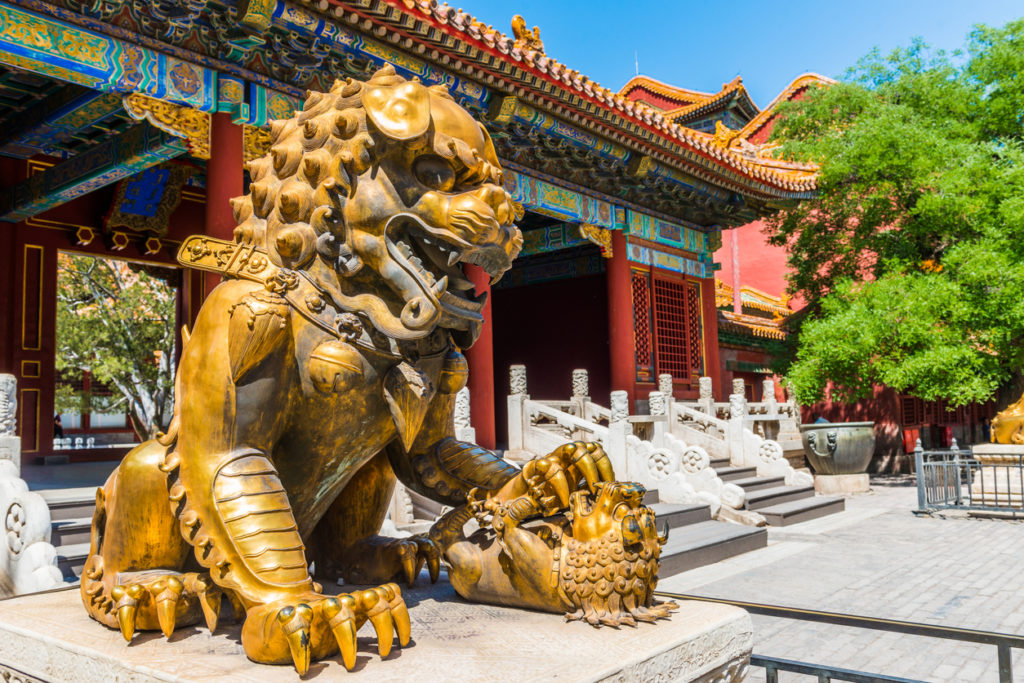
[620,75,759,130]
[718,310,786,341]
[5,0,824,229]
[313,0,818,202]
[715,280,790,342]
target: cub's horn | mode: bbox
[658,521,669,546]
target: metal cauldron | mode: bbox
[799,422,876,475]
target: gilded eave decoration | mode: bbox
[123,93,210,159]
[579,224,613,258]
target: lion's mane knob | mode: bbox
[309,341,364,394]
[438,349,468,394]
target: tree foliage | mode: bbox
[766,19,1024,406]
[55,253,177,440]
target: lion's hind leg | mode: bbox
[80,440,208,640]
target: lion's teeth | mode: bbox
[447,251,460,267]
[432,275,448,296]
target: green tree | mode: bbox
[55,253,177,440]
[766,19,1024,407]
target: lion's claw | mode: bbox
[240,584,410,674]
[108,570,217,643]
[338,534,442,587]
[473,441,616,526]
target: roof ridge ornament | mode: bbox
[511,14,544,54]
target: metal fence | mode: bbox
[915,442,1024,516]
[656,591,1024,683]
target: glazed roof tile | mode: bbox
[317,0,820,199]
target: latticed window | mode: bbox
[652,278,690,380]
[631,270,654,382]
[685,282,704,377]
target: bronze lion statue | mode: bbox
[80,65,672,675]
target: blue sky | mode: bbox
[463,1,1023,107]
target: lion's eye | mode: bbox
[413,155,456,191]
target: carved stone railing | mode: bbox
[0,374,64,595]
[506,368,750,520]
[664,374,810,486]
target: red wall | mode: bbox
[714,220,790,299]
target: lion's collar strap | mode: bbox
[176,236,408,358]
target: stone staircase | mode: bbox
[37,487,95,580]
[712,457,844,526]
[644,489,766,575]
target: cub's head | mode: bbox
[232,65,522,345]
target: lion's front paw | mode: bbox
[240,584,410,675]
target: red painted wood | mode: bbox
[700,277,722,400]
[203,113,244,297]
[464,264,495,449]
[607,231,636,406]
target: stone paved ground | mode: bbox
[657,477,1024,682]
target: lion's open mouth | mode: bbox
[384,215,515,331]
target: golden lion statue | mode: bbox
[80,65,672,675]
[992,392,1024,443]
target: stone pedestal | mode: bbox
[815,473,870,495]
[970,444,1024,508]
[0,579,752,682]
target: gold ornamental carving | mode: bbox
[511,14,545,53]
[242,124,272,163]
[122,93,211,159]
[580,223,613,258]
[81,66,673,675]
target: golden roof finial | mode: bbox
[511,14,544,53]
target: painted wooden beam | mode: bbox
[0,123,186,223]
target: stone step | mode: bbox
[37,487,97,521]
[657,520,767,576]
[649,502,712,529]
[709,457,730,469]
[729,475,786,492]
[56,541,88,580]
[757,496,846,526]
[744,484,815,511]
[713,465,756,482]
[51,517,92,547]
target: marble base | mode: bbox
[814,473,870,495]
[0,577,752,682]
[971,444,1024,508]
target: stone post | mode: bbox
[649,390,667,447]
[570,368,589,418]
[454,387,476,443]
[0,375,19,476]
[507,365,528,454]
[727,383,747,467]
[607,390,632,478]
[762,378,777,416]
[657,373,674,424]
[698,376,714,416]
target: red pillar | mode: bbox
[203,113,244,297]
[465,265,496,449]
[606,231,636,406]
[700,277,722,400]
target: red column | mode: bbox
[464,265,496,449]
[700,277,722,400]
[203,113,244,297]
[606,231,635,406]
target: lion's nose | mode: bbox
[475,185,513,224]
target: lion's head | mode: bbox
[231,65,522,346]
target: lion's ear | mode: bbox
[363,81,430,141]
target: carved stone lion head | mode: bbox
[232,65,523,346]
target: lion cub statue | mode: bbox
[80,65,672,675]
